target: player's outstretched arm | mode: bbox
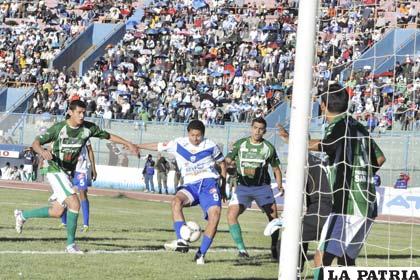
[136,143,159,151]
[32,139,53,160]
[108,134,139,156]
[277,124,320,151]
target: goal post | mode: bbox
[278,1,320,279]
[279,0,319,280]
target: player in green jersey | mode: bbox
[14,100,139,254]
[278,84,386,279]
[225,117,283,260]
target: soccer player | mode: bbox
[278,84,386,279]
[225,117,283,260]
[61,140,96,232]
[136,120,227,265]
[14,100,139,254]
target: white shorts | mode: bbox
[46,172,76,206]
[318,214,374,259]
[229,184,275,209]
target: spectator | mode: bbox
[142,154,155,193]
[1,162,11,180]
[156,153,170,194]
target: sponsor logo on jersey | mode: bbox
[209,188,217,194]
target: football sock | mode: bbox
[271,228,279,247]
[61,210,67,225]
[199,235,213,256]
[229,223,246,251]
[81,199,90,226]
[66,209,79,246]
[313,267,321,280]
[22,207,50,220]
[174,221,184,240]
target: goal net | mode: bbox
[286,0,420,279]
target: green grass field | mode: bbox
[1,188,420,280]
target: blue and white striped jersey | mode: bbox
[158,137,224,184]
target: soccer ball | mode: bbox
[180,221,201,243]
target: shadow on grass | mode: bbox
[88,243,166,250]
[207,253,276,267]
[208,277,277,280]
[366,254,420,259]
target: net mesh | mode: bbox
[297,0,420,278]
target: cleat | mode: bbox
[80,225,89,233]
[264,218,283,236]
[194,250,205,264]
[144,189,149,193]
[238,250,250,259]
[65,243,84,254]
[164,239,189,253]
[14,209,25,234]
[59,223,67,229]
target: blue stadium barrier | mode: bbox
[79,23,126,76]
[51,24,94,72]
[341,28,420,80]
[126,6,145,30]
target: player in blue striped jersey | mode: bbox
[137,120,227,265]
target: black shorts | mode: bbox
[302,214,328,242]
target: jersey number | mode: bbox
[213,193,219,201]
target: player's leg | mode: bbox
[227,185,251,257]
[254,184,279,260]
[164,186,196,252]
[194,179,223,264]
[48,171,82,253]
[79,190,89,231]
[14,171,72,234]
[61,209,67,227]
[313,214,343,280]
[64,193,82,253]
[227,204,247,256]
[261,203,280,260]
[76,172,90,232]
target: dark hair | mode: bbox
[320,84,349,113]
[251,117,267,129]
[187,119,205,135]
[69,100,87,111]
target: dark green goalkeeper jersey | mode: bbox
[227,137,280,186]
[319,114,384,218]
[37,120,110,174]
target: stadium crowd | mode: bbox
[0,0,418,128]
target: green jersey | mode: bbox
[227,137,280,186]
[37,120,110,174]
[320,114,384,218]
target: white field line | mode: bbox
[0,248,269,255]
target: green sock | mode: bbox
[313,267,320,280]
[66,210,79,246]
[22,207,50,220]
[229,224,246,251]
